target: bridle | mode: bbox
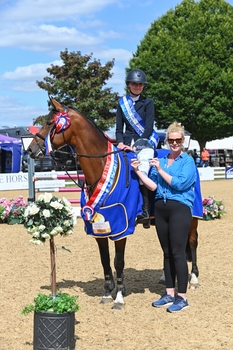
[32,109,123,193]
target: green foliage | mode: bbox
[129,0,233,149]
[36,49,118,130]
[21,292,80,315]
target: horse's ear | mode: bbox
[51,98,64,112]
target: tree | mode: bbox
[128,0,233,150]
[36,49,118,130]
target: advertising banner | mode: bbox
[226,166,233,179]
[0,172,65,191]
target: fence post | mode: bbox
[27,155,35,202]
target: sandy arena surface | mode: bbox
[0,179,232,350]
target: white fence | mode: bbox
[0,167,232,192]
[213,167,226,179]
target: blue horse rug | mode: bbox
[81,148,143,241]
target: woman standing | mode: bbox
[131,122,196,312]
[116,69,159,228]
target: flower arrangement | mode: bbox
[24,192,76,244]
[0,198,6,223]
[0,196,28,224]
[22,192,79,320]
[202,196,226,220]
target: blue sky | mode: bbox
[1,0,233,128]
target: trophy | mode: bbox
[132,138,154,175]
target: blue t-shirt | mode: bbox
[149,152,196,214]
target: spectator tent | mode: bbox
[0,134,22,173]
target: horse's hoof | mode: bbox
[100,296,113,304]
[112,302,125,310]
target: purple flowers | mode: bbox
[0,196,28,224]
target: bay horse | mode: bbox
[26,98,143,310]
[186,217,199,289]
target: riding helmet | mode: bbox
[126,69,147,85]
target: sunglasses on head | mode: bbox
[167,138,183,144]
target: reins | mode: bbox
[53,147,123,159]
[49,146,124,192]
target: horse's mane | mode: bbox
[44,104,109,142]
[68,105,108,141]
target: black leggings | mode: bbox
[154,199,192,294]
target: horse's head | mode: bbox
[27,98,110,189]
[27,99,67,159]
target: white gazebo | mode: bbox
[188,136,233,152]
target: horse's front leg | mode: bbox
[112,238,127,310]
[188,219,199,290]
[96,238,115,304]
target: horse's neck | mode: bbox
[71,127,108,188]
[60,110,109,188]
[79,156,106,190]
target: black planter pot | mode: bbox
[33,311,75,350]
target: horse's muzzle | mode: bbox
[27,146,45,159]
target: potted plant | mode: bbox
[202,195,226,220]
[21,192,79,350]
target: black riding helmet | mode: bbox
[126,69,147,85]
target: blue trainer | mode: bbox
[152,292,175,308]
[166,296,189,313]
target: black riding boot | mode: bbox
[136,185,150,229]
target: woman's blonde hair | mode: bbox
[165,121,185,142]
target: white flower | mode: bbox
[38,192,53,203]
[27,226,38,234]
[65,206,72,214]
[50,230,59,236]
[62,197,72,207]
[29,204,40,215]
[24,207,29,217]
[41,233,50,239]
[29,238,44,245]
[63,229,73,236]
[38,225,46,232]
[32,232,40,238]
[50,201,63,210]
[42,209,50,218]
[64,220,71,227]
